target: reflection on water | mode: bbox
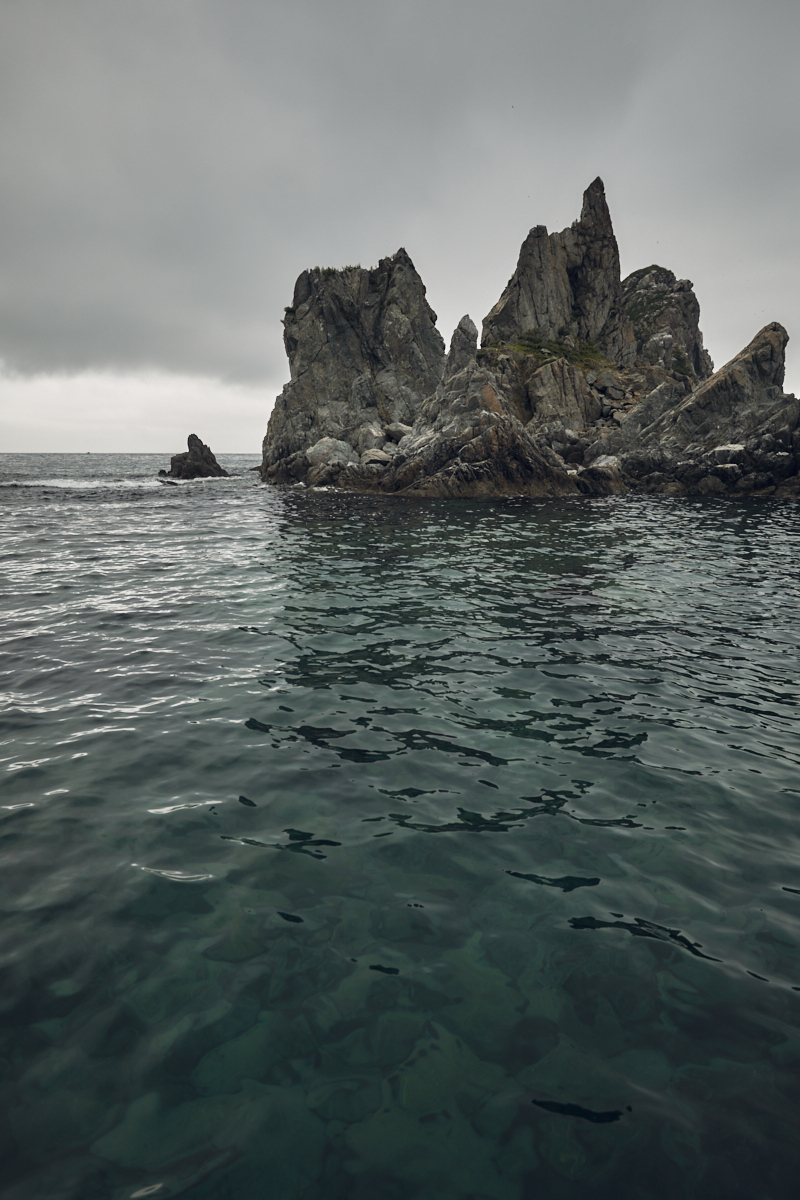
[1,453,800,1199]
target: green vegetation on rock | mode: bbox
[478,328,614,373]
[318,264,362,278]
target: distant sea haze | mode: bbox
[1,452,799,1199]
[0,368,272,454]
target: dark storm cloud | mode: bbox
[0,0,798,398]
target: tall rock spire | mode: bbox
[261,249,445,478]
[481,177,636,365]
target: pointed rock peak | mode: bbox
[754,320,788,344]
[578,176,613,233]
[482,176,630,360]
[445,315,478,378]
[733,322,788,388]
[380,246,415,272]
[453,314,478,342]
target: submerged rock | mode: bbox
[259,182,799,499]
[163,434,229,480]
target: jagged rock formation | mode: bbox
[162,434,228,480]
[338,317,583,498]
[621,265,713,381]
[481,177,636,367]
[261,251,444,486]
[259,179,799,500]
[586,323,799,495]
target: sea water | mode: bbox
[1,452,799,1200]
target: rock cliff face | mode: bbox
[340,317,583,498]
[259,180,799,500]
[261,250,444,485]
[621,265,713,381]
[481,177,636,367]
[163,434,228,480]
[585,322,799,495]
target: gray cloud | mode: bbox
[0,0,798,420]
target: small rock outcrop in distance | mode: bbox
[162,434,229,480]
[481,177,636,366]
[259,178,799,500]
[261,250,445,486]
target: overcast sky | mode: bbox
[1,0,798,452]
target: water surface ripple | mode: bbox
[1,453,799,1200]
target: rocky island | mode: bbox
[259,179,799,498]
[161,433,229,480]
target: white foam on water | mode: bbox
[134,864,215,882]
[0,476,164,490]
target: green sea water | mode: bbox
[1,453,799,1200]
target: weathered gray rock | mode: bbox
[337,324,586,498]
[446,315,479,377]
[584,379,688,464]
[643,322,789,456]
[261,250,444,483]
[385,422,413,443]
[258,181,799,501]
[361,447,394,466]
[481,177,636,366]
[305,437,359,467]
[162,434,228,480]
[524,359,603,432]
[359,423,386,452]
[383,318,798,499]
[583,322,799,493]
[621,266,713,380]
